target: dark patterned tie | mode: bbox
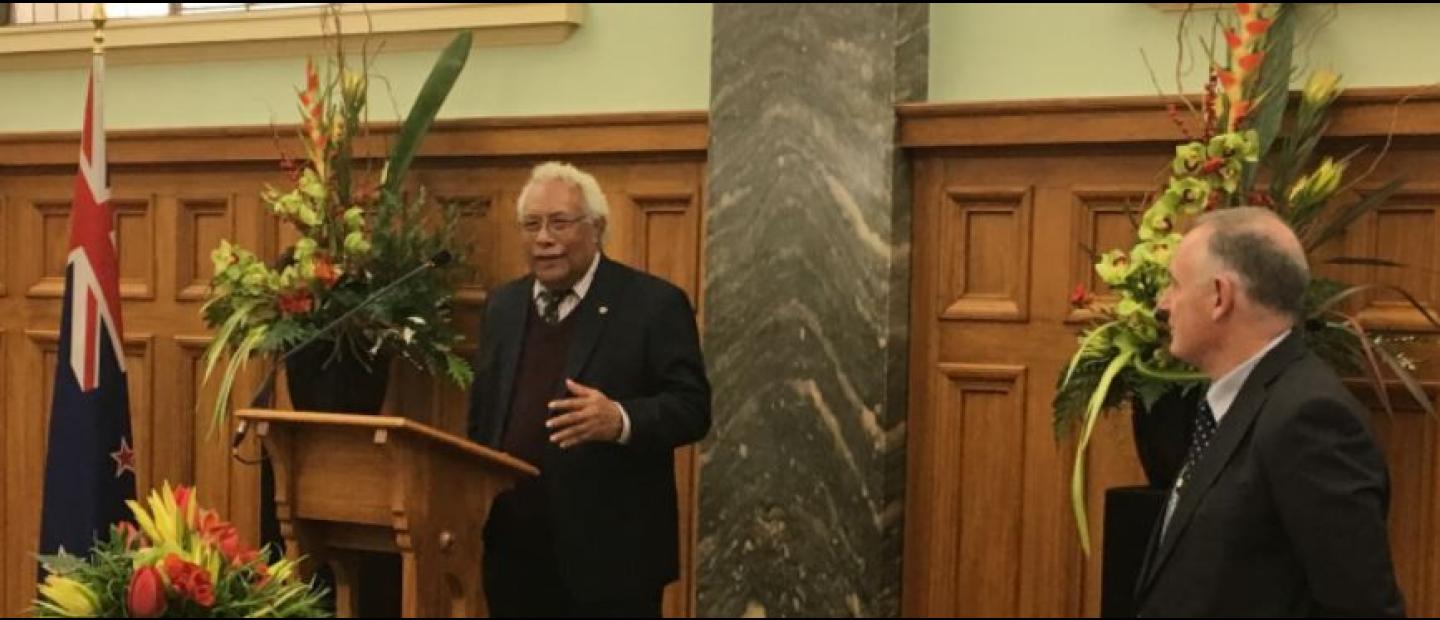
[1179,399,1218,489]
[539,289,571,325]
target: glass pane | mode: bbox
[102,3,172,18]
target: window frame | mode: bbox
[0,3,582,67]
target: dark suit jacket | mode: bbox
[467,256,711,600]
[1135,332,1404,617]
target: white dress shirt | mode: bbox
[532,253,632,444]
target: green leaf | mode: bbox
[381,31,472,202]
[1241,3,1296,194]
[1071,349,1135,556]
[1252,3,1295,158]
[210,327,265,438]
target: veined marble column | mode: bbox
[699,4,927,617]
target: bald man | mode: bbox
[1134,208,1404,617]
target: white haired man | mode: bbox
[467,161,711,617]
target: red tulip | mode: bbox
[126,566,167,618]
[174,485,193,517]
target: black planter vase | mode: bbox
[284,341,392,414]
[1129,387,1199,489]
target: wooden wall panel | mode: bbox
[1067,189,1151,323]
[0,329,6,602]
[0,197,8,297]
[175,196,237,302]
[936,364,1028,616]
[902,91,1440,617]
[940,187,1032,322]
[0,112,708,615]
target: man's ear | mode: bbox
[1211,274,1237,322]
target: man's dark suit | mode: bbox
[467,256,711,613]
[1135,331,1404,617]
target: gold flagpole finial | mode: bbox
[92,3,107,55]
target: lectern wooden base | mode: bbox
[238,410,538,618]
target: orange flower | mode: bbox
[1230,100,1253,124]
[1216,68,1237,90]
[162,553,215,608]
[1237,52,1264,73]
[313,256,339,288]
[1235,2,1252,16]
[116,520,146,551]
[1245,18,1272,36]
[1224,28,1242,50]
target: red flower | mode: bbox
[278,289,314,315]
[1245,18,1273,36]
[191,579,215,608]
[127,565,167,618]
[1236,3,1252,16]
[1069,284,1091,309]
[174,485,193,518]
[1201,156,1227,174]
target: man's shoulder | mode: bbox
[601,258,693,308]
[1256,350,1370,436]
[492,275,535,306]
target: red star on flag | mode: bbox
[110,437,135,478]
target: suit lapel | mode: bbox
[564,256,622,382]
[1138,331,1308,594]
[491,278,532,443]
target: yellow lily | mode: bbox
[37,575,97,617]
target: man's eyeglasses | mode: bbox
[519,214,588,236]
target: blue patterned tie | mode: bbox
[1179,399,1217,489]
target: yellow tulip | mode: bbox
[38,575,97,617]
[1303,69,1342,106]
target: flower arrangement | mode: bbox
[201,23,476,429]
[33,483,327,617]
[1055,2,1440,553]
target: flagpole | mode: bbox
[92,3,106,55]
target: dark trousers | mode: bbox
[483,491,662,618]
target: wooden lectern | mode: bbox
[236,409,538,618]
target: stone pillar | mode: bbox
[699,4,928,617]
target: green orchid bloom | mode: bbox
[1095,249,1134,286]
[1172,142,1207,176]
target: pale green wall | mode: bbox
[930,3,1440,102]
[0,3,712,132]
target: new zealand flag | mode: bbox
[38,51,137,559]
